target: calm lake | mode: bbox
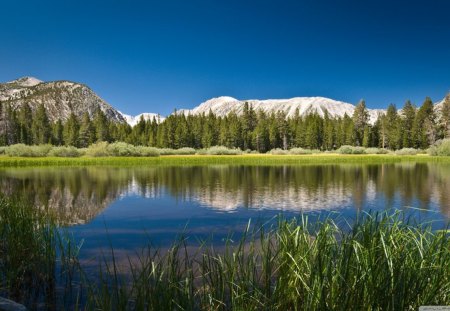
[1,163,449,261]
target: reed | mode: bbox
[1,154,450,168]
[0,196,449,310]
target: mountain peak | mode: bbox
[7,76,43,87]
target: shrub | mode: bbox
[288,148,312,155]
[428,139,450,156]
[337,145,366,154]
[85,142,109,157]
[196,149,207,155]
[158,148,177,155]
[0,146,6,155]
[107,142,139,156]
[5,144,52,157]
[365,148,389,154]
[395,148,418,156]
[48,146,81,157]
[288,148,321,155]
[200,146,243,155]
[135,146,160,157]
[268,148,288,155]
[157,147,196,155]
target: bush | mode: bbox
[288,148,321,155]
[395,148,418,156]
[48,146,82,157]
[157,147,196,155]
[5,144,52,157]
[288,148,311,155]
[135,146,160,157]
[337,145,366,154]
[85,142,109,157]
[0,146,6,155]
[428,139,450,156]
[199,146,243,155]
[365,148,389,154]
[268,148,288,155]
[107,142,139,156]
[175,147,197,155]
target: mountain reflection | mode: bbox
[0,163,449,225]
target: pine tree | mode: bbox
[352,100,369,146]
[52,120,64,145]
[413,97,436,148]
[93,108,110,142]
[385,104,401,150]
[63,113,80,147]
[31,104,51,144]
[241,102,257,150]
[401,100,416,148]
[17,103,32,144]
[79,112,95,147]
[362,126,370,148]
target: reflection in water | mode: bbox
[0,163,449,225]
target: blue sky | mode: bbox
[1,0,449,115]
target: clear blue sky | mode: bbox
[1,0,449,115]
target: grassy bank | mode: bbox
[1,154,450,167]
[0,196,449,310]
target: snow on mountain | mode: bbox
[119,112,165,127]
[177,96,385,124]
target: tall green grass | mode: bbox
[0,196,449,310]
[1,154,450,168]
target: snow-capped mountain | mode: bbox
[119,112,165,127]
[0,77,126,123]
[176,96,386,124]
[1,77,446,127]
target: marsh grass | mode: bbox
[0,196,449,310]
[1,154,450,168]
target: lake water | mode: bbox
[1,163,449,261]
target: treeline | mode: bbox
[1,95,449,151]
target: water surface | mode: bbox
[1,163,449,260]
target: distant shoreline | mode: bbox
[1,154,450,167]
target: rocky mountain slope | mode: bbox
[0,77,125,123]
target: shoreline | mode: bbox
[1,154,449,167]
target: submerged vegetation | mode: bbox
[0,196,449,310]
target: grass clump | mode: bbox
[1,194,449,310]
[82,211,450,310]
